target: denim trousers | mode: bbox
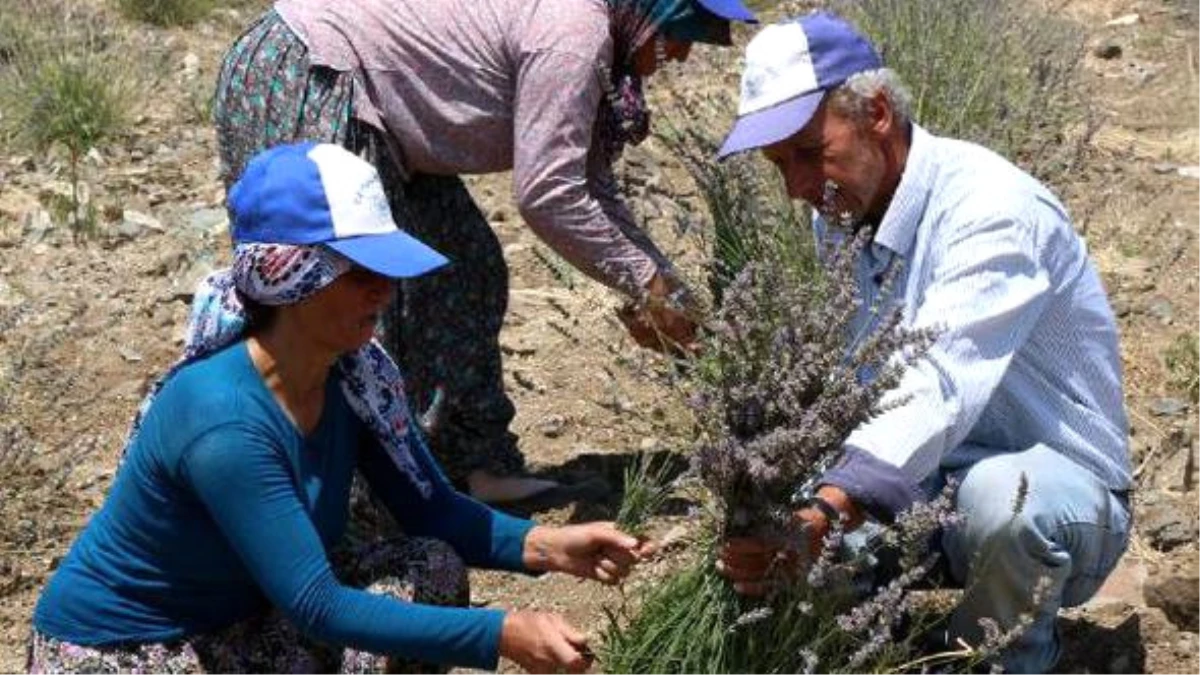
[936,443,1132,673]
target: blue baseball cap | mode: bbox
[661,0,758,45]
[228,142,449,278]
[696,0,757,23]
[717,12,882,158]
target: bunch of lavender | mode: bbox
[692,228,934,542]
[600,229,965,673]
[601,480,974,673]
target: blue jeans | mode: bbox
[937,444,1132,673]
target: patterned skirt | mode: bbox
[212,10,525,483]
[26,537,468,673]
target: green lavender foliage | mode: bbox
[833,0,1091,182]
[1165,332,1199,403]
[654,81,819,305]
[615,452,676,537]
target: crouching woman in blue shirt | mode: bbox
[28,142,648,674]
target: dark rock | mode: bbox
[1139,491,1198,551]
[1094,41,1123,59]
[1145,572,1199,631]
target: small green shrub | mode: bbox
[1165,332,1199,403]
[0,1,130,239]
[116,0,215,26]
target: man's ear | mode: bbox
[869,90,893,138]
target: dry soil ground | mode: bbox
[0,0,1197,673]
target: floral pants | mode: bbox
[26,537,468,673]
[212,9,525,483]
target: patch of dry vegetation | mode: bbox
[0,0,133,238]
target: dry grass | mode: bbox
[0,0,134,237]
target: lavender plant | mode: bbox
[691,230,933,542]
[654,79,817,305]
[600,229,956,672]
[614,451,676,537]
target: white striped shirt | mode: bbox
[819,124,1131,499]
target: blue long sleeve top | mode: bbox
[33,340,534,669]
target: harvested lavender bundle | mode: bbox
[601,230,963,674]
[693,227,935,545]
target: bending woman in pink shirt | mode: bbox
[212,0,756,503]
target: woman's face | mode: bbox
[632,35,693,77]
[289,266,393,354]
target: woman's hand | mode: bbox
[617,302,699,355]
[617,272,700,356]
[499,610,593,673]
[523,522,652,584]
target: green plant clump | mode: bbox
[834,0,1091,182]
[116,0,216,26]
[1165,332,1200,404]
[0,1,131,238]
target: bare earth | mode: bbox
[0,0,1196,672]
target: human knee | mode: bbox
[952,460,1055,557]
[412,537,469,600]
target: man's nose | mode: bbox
[782,165,822,204]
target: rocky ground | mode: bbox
[1,0,1197,673]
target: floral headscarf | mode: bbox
[121,243,432,498]
[596,0,735,161]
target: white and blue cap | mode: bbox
[717,11,882,158]
[228,142,449,278]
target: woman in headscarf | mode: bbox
[28,143,650,674]
[213,0,757,504]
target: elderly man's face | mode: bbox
[762,95,893,228]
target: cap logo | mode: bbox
[738,22,818,115]
[308,144,395,239]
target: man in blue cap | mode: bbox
[714,12,1132,673]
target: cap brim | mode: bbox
[697,0,758,22]
[717,91,825,159]
[326,230,450,279]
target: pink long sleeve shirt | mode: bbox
[275,0,667,296]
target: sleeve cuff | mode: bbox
[490,512,540,574]
[819,447,923,523]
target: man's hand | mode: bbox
[523,522,653,584]
[499,610,593,673]
[716,486,863,596]
[716,537,797,596]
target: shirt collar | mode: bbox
[873,123,935,258]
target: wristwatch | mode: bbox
[798,492,844,525]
